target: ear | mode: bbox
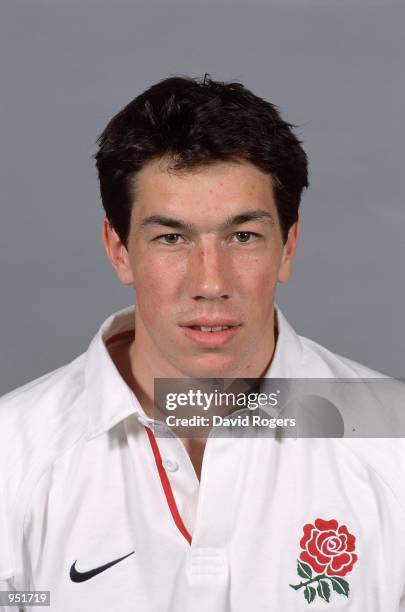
[101,217,134,285]
[278,218,300,284]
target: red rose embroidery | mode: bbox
[299,518,358,577]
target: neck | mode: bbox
[108,310,279,481]
[123,309,279,421]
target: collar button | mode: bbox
[163,458,179,472]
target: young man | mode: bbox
[1,76,404,611]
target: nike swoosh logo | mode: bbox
[70,551,135,582]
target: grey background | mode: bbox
[1,0,404,394]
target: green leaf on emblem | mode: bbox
[297,560,313,579]
[317,580,331,602]
[304,585,316,604]
[329,576,349,597]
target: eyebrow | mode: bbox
[139,209,274,233]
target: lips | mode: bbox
[180,319,241,348]
[181,318,241,328]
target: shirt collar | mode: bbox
[84,306,150,441]
[265,305,304,378]
[84,304,304,440]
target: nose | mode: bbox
[190,239,232,301]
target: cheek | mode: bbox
[133,278,169,334]
[131,253,182,313]
[136,271,170,305]
[238,256,280,300]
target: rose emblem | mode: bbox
[290,518,358,604]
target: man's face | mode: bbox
[104,158,299,379]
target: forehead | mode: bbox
[130,158,277,223]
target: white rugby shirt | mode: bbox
[1,305,405,612]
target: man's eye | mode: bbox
[157,234,185,244]
[232,231,258,243]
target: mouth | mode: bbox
[189,324,233,332]
[181,321,241,348]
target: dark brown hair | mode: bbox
[94,75,309,246]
